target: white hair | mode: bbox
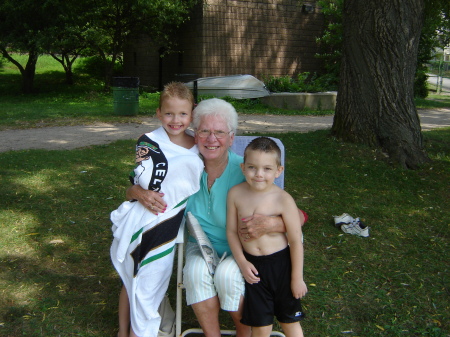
[192,98,238,134]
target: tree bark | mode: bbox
[21,51,39,94]
[331,0,431,169]
[50,53,78,85]
[1,48,38,94]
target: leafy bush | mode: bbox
[262,72,337,93]
[310,73,339,92]
[74,56,123,80]
[262,75,294,92]
[414,65,429,98]
[220,96,267,111]
[315,0,343,88]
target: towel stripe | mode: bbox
[139,245,175,269]
[129,200,187,245]
[174,198,188,209]
[130,228,144,244]
[131,209,185,276]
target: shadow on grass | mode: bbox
[0,72,106,96]
[0,131,449,336]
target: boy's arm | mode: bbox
[226,188,260,284]
[282,194,307,299]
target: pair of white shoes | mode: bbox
[333,213,369,237]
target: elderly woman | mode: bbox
[128,98,306,337]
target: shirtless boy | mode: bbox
[227,136,307,337]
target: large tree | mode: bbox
[0,0,58,93]
[41,1,91,85]
[0,0,198,93]
[331,0,431,169]
[82,0,198,87]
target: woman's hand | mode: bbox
[239,210,306,241]
[239,214,273,241]
[126,185,167,214]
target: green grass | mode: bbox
[0,54,160,130]
[1,129,449,336]
[0,77,160,129]
[416,93,450,109]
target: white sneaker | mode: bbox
[341,218,369,237]
[333,213,354,227]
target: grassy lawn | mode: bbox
[1,54,449,336]
[1,129,449,336]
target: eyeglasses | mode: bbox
[196,129,231,139]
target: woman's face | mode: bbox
[195,115,234,163]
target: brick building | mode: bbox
[123,0,324,90]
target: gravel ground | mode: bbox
[0,108,449,153]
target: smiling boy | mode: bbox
[226,136,307,337]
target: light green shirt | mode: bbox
[186,151,245,257]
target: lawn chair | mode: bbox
[175,136,286,337]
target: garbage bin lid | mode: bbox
[113,77,140,88]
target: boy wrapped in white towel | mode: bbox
[110,82,203,337]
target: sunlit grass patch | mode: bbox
[0,128,449,336]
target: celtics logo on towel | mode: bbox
[133,134,168,191]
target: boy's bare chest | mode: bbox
[236,192,279,217]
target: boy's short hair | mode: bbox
[244,137,282,166]
[159,82,195,109]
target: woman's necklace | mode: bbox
[206,159,228,190]
[207,178,215,190]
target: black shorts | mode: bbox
[241,246,305,327]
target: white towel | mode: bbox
[110,126,203,337]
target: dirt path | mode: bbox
[0,108,449,153]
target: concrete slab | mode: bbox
[261,92,337,110]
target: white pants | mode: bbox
[183,242,245,311]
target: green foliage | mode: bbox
[315,0,450,99]
[417,2,450,98]
[423,0,450,51]
[74,56,124,80]
[315,0,343,87]
[0,0,200,91]
[0,0,51,52]
[262,75,295,92]
[0,129,449,336]
[415,64,429,98]
[79,0,199,86]
[218,96,266,110]
[0,0,95,90]
[262,72,337,93]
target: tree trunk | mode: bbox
[65,68,74,85]
[331,0,431,169]
[0,48,38,94]
[21,51,39,94]
[50,53,77,85]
